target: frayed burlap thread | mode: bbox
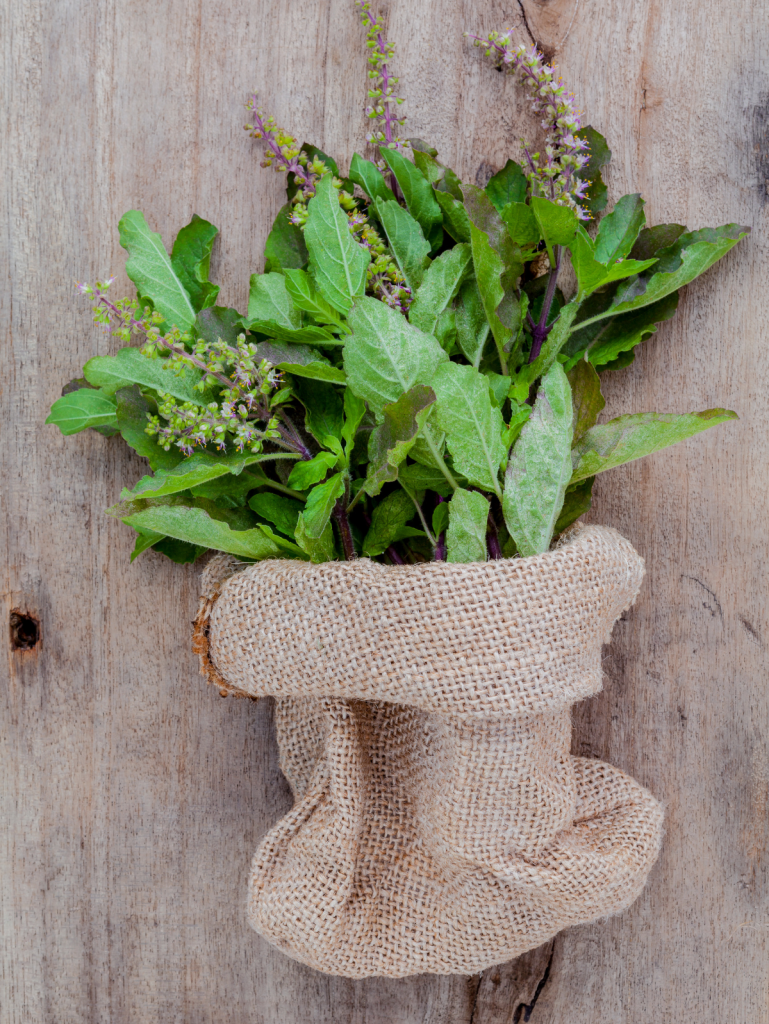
[195,524,663,978]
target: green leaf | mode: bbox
[344,296,448,416]
[433,189,471,243]
[554,476,595,535]
[84,347,207,403]
[291,377,344,446]
[411,147,447,186]
[408,425,446,470]
[409,243,472,336]
[594,194,646,264]
[362,489,418,557]
[398,461,456,497]
[585,225,750,325]
[283,362,346,384]
[434,307,457,354]
[252,340,326,367]
[126,519,206,565]
[114,386,183,471]
[195,306,242,347]
[46,389,117,435]
[288,451,339,489]
[374,198,431,291]
[305,174,370,313]
[150,536,207,564]
[264,203,309,273]
[249,492,304,537]
[565,291,680,371]
[170,214,220,312]
[455,278,491,368]
[629,223,686,261]
[499,202,541,248]
[446,488,489,563]
[116,500,282,560]
[567,360,605,443]
[342,387,367,455]
[302,471,345,538]
[432,500,449,538]
[431,362,506,496]
[485,372,511,408]
[128,525,165,562]
[462,184,522,276]
[364,385,436,496]
[348,153,396,204]
[190,467,271,504]
[485,160,527,213]
[502,402,531,449]
[575,126,611,216]
[409,138,438,157]
[118,210,196,331]
[410,144,463,199]
[248,272,301,329]
[295,514,336,563]
[462,185,524,365]
[569,226,657,301]
[122,452,297,500]
[530,197,579,263]
[248,322,340,346]
[380,148,442,245]
[503,361,573,557]
[283,268,343,325]
[256,523,309,558]
[571,409,739,483]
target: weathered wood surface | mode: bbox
[2,0,767,1019]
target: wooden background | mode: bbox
[2,0,767,1019]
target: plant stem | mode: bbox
[435,533,446,561]
[277,411,313,460]
[332,499,357,560]
[422,425,459,491]
[386,545,405,565]
[346,484,366,515]
[487,508,502,560]
[402,485,436,547]
[528,245,561,364]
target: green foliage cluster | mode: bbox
[47,10,748,567]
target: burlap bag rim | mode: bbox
[193,524,645,718]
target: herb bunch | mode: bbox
[48,5,748,567]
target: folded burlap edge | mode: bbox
[193,552,250,698]
[192,523,645,708]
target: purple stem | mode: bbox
[332,500,357,560]
[375,31,395,148]
[528,245,562,364]
[434,533,446,561]
[487,510,503,560]
[249,102,305,177]
[387,545,405,565]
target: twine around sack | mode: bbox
[194,524,663,978]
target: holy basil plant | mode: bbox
[47,5,747,566]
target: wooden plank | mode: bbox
[471,0,769,1020]
[1,0,766,1020]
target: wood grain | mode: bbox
[1,0,766,1020]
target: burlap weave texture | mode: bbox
[194,524,663,978]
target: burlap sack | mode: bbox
[193,523,663,978]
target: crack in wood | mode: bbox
[512,944,554,1022]
[681,574,724,622]
[516,0,537,45]
[469,941,555,1023]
